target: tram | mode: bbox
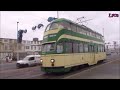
[40,18,106,73]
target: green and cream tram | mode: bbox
[40,18,106,73]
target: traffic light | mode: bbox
[17,30,23,43]
[17,29,27,43]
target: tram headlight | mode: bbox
[51,59,55,63]
[40,59,43,63]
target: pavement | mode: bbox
[0,60,17,71]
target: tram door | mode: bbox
[89,45,95,64]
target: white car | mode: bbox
[16,55,41,68]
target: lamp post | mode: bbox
[118,11,120,55]
[0,11,1,38]
[17,22,19,61]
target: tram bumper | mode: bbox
[41,66,65,73]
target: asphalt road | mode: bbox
[0,61,17,71]
[0,52,120,79]
[0,52,119,71]
[63,58,120,79]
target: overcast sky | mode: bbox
[0,11,119,44]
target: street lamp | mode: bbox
[17,22,19,61]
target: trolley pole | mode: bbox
[17,22,19,61]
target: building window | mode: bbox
[18,46,22,50]
[26,46,29,49]
[4,39,8,42]
[24,41,26,44]
[31,46,33,50]
[34,46,36,50]
[39,46,41,50]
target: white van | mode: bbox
[16,55,41,68]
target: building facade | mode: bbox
[0,38,42,60]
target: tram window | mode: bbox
[71,24,77,32]
[102,45,104,52]
[45,23,59,31]
[76,27,79,33]
[100,45,103,52]
[94,45,98,52]
[77,27,82,34]
[45,24,51,31]
[98,45,102,52]
[87,31,89,36]
[42,43,55,53]
[57,43,63,53]
[50,23,59,30]
[84,31,87,35]
[103,46,105,52]
[84,44,88,52]
[88,45,92,52]
[79,43,84,53]
[73,43,79,53]
[59,22,71,30]
[90,32,92,37]
[82,29,86,35]
[98,45,100,52]
[65,42,72,53]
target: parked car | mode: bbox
[16,55,41,68]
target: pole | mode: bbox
[118,11,120,55]
[103,28,104,37]
[57,11,59,18]
[17,22,19,61]
[0,11,1,38]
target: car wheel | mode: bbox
[25,64,29,67]
[16,63,21,68]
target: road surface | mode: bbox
[63,58,120,79]
[0,53,120,79]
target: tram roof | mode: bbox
[52,18,103,37]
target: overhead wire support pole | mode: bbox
[103,28,104,38]
[57,11,59,18]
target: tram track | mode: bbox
[30,54,120,79]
